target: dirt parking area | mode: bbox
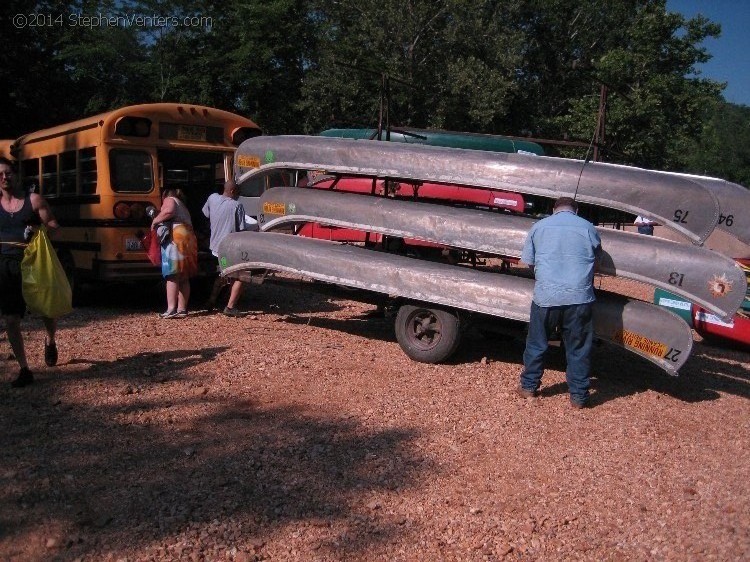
[1,274,748,561]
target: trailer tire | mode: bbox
[395,304,461,363]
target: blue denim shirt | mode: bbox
[521,210,601,307]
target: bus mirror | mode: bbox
[115,117,152,137]
[231,127,262,146]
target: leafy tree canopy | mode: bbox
[0,0,746,184]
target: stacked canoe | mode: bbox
[219,136,750,372]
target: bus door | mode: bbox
[157,149,224,250]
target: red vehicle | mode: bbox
[692,306,750,348]
[691,259,750,348]
[286,129,540,263]
[298,176,525,255]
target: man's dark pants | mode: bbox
[521,301,594,404]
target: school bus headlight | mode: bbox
[114,116,152,137]
[113,202,131,219]
[231,126,262,146]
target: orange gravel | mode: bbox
[1,274,748,561]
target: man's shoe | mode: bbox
[570,398,588,410]
[516,386,538,399]
[11,367,34,388]
[223,306,245,318]
[44,339,58,367]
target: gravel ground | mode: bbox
[1,273,748,561]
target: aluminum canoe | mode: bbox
[218,231,693,375]
[653,170,750,245]
[257,186,746,321]
[234,135,720,245]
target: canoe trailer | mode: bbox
[218,136,750,376]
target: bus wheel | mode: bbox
[395,304,461,363]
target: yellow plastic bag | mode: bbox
[21,227,73,318]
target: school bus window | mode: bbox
[160,150,222,192]
[60,150,77,194]
[191,164,215,185]
[114,116,151,137]
[165,168,189,188]
[80,147,97,194]
[21,158,39,193]
[42,154,58,196]
[109,149,153,192]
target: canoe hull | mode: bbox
[258,186,746,321]
[234,136,721,245]
[219,231,694,374]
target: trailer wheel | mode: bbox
[395,304,461,363]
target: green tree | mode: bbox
[536,0,723,168]
[126,0,314,133]
[56,0,151,115]
[679,101,750,187]
[1,0,81,136]
[299,0,524,134]
[2,0,739,182]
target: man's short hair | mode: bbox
[553,197,578,212]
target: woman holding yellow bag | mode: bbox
[0,157,60,388]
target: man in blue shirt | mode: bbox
[202,179,249,317]
[518,197,601,408]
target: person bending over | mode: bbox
[202,179,251,317]
[518,197,601,408]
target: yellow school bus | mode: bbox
[10,103,261,290]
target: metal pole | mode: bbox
[593,84,608,161]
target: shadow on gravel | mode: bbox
[278,311,750,406]
[66,346,230,380]
[282,313,394,342]
[62,281,345,325]
[438,324,750,405]
[0,348,429,560]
